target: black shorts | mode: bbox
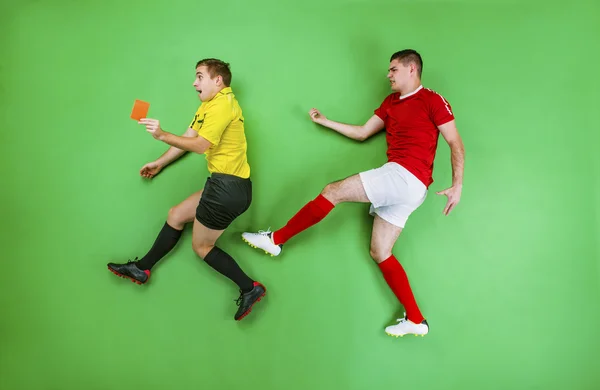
[196,173,252,230]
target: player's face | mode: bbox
[387,59,410,92]
[193,66,221,102]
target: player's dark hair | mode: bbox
[390,49,423,77]
[195,58,232,87]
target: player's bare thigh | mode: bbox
[369,215,403,263]
[321,174,370,205]
[192,218,225,259]
[167,189,203,230]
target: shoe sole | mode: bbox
[385,331,427,338]
[107,266,147,285]
[241,236,278,257]
[236,291,267,321]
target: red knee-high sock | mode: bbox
[273,194,335,245]
[378,255,424,323]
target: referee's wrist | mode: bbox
[158,131,170,142]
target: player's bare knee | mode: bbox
[167,206,181,223]
[193,243,214,260]
[167,206,187,229]
[321,183,340,205]
[370,246,391,263]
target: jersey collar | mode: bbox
[399,85,423,100]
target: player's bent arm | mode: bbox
[323,115,384,141]
[159,129,212,155]
[438,120,465,186]
[357,115,385,141]
[155,128,198,167]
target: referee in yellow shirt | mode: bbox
[107,59,266,321]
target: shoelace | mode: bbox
[126,257,139,264]
[235,290,245,306]
[257,228,272,236]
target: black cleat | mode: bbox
[107,259,150,285]
[234,282,266,321]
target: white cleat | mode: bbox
[385,313,429,338]
[241,229,282,257]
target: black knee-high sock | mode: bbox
[204,247,254,293]
[136,222,183,270]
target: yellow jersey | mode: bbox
[189,87,251,179]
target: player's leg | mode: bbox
[274,174,370,244]
[192,219,265,320]
[107,190,202,284]
[195,173,265,321]
[241,173,369,256]
[370,214,428,337]
[361,163,429,337]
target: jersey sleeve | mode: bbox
[196,100,232,146]
[374,94,393,121]
[429,92,455,126]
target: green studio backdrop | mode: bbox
[1,0,599,389]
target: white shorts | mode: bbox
[359,162,427,228]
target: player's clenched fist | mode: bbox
[309,108,327,125]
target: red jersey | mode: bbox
[374,85,454,188]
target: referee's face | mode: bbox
[194,66,221,102]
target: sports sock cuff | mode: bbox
[314,194,335,212]
[378,255,397,271]
[166,222,184,233]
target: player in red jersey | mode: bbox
[241,49,465,337]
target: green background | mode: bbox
[1,0,599,389]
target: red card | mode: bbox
[130,99,150,121]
